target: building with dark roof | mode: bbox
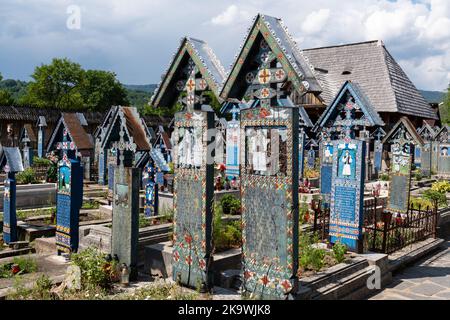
[297,40,438,127]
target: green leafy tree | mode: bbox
[442,84,450,125]
[24,58,84,109]
[0,72,15,105]
[80,69,128,111]
[23,58,129,111]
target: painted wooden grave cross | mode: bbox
[329,99,366,252]
[110,120,140,280]
[37,116,47,158]
[172,107,215,290]
[21,130,32,169]
[319,129,334,197]
[225,105,240,178]
[143,163,158,217]
[385,126,414,215]
[55,129,83,254]
[1,147,24,244]
[371,127,386,177]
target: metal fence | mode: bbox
[364,203,438,254]
[311,197,439,254]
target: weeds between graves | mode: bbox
[212,204,242,253]
[6,250,201,300]
[7,274,54,300]
[82,201,100,210]
[0,256,38,279]
[138,208,174,228]
[16,168,37,184]
[16,207,57,221]
[115,281,200,300]
[297,233,348,276]
[70,247,117,290]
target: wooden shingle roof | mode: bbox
[302,40,438,120]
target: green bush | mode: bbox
[414,171,423,181]
[0,256,38,278]
[332,242,347,263]
[82,201,100,209]
[71,248,116,290]
[423,189,447,208]
[299,202,310,224]
[379,173,390,181]
[32,157,52,166]
[431,180,450,193]
[220,195,241,215]
[16,167,37,184]
[7,275,55,300]
[410,197,433,210]
[47,161,57,182]
[298,233,326,272]
[213,205,242,252]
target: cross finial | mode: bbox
[111,125,137,170]
[57,129,75,162]
[178,58,208,112]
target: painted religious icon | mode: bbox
[323,144,333,164]
[58,165,71,194]
[441,146,449,157]
[177,127,203,169]
[245,127,287,176]
[307,149,315,168]
[4,181,10,199]
[115,184,129,208]
[337,144,356,179]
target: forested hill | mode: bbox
[0,79,157,111]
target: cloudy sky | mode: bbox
[0,0,449,91]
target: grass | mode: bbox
[82,201,100,210]
[15,207,56,220]
[0,256,38,279]
[114,281,200,300]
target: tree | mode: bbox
[0,72,15,105]
[80,70,128,111]
[441,84,450,125]
[25,58,84,109]
[23,58,129,111]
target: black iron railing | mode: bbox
[364,203,438,254]
[311,197,439,254]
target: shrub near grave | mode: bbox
[219,194,241,215]
[297,233,348,276]
[16,167,37,184]
[213,205,242,253]
[0,256,37,278]
[70,247,117,290]
[7,274,54,300]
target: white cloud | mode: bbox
[0,0,448,90]
[211,5,238,26]
[210,5,251,26]
[301,9,330,35]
